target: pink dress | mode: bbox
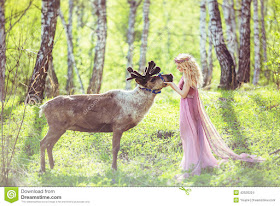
[177,77,265,178]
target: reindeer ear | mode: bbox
[150,66,161,76]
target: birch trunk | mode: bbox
[138,0,150,74]
[87,0,107,94]
[208,0,236,89]
[260,0,268,82]
[223,0,239,67]
[45,55,59,98]
[125,0,141,90]
[89,1,97,70]
[66,0,74,94]
[237,0,252,84]
[0,0,5,102]
[59,9,85,93]
[235,0,241,31]
[252,0,261,85]
[27,0,60,101]
[206,22,213,86]
[76,1,85,72]
[230,0,239,66]
[200,0,208,87]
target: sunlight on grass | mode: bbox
[1,84,279,187]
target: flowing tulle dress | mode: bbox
[176,77,265,179]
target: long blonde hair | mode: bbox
[174,53,203,88]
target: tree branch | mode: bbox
[6,0,33,34]
[269,149,280,155]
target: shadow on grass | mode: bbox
[38,166,174,187]
[217,90,250,154]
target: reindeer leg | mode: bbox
[40,138,47,173]
[47,130,65,169]
[40,128,65,172]
[112,130,123,170]
[47,141,56,169]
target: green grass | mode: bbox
[1,83,280,187]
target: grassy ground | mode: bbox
[2,83,280,187]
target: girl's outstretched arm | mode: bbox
[165,80,190,98]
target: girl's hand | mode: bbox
[164,82,173,86]
[164,82,174,87]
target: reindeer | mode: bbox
[39,61,173,172]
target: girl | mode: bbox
[165,53,265,180]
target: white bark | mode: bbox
[59,9,85,93]
[230,0,239,63]
[200,0,208,87]
[223,0,239,67]
[87,0,107,94]
[75,1,85,69]
[139,0,150,74]
[207,22,213,86]
[66,0,74,94]
[253,0,261,85]
[0,0,5,102]
[125,0,141,90]
[260,0,268,80]
[27,0,60,100]
[208,0,237,89]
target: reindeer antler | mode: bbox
[126,61,161,81]
[143,61,161,78]
[126,67,145,81]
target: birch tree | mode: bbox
[66,0,74,94]
[125,0,142,90]
[230,0,239,62]
[208,0,236,89]
[76,1,85,69]
[206,23,213,86]
[260,0,268,82]
[252,0,261,85]
[237,0,252,84]
[27,0,60,101]
[87,0,107,94]
[59,9,85,93]
[200,0,208,87]
[0,0,5,102]
[45,56,59,97]
[138,0,150,74]
[222,0,239,67]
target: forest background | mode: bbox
[0,0,279,186]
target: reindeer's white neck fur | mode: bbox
[115,85,158,123]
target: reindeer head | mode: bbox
[126,61,173,90]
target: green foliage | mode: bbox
[266,0,280,88]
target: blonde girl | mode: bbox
[165,53,264,180]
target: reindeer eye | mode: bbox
[151,78,156,82]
